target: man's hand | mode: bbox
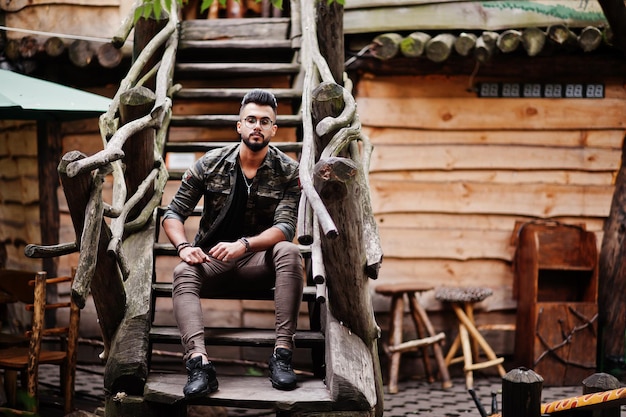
[208,240,247,262]
[179,246,211,264]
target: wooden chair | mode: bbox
[0,269,80,415]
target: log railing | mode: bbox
[297,1,384,414]
[26,1,179,365]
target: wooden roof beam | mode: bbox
[597,0,626,52]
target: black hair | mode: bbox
[240,89,278,114]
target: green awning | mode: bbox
[0,69,111,121]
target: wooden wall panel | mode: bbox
[357,97,626,130]
[357,74,625,331]
[363,127,625,148]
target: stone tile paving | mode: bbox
[37,364,625,416]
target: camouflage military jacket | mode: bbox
[163,143,300,248]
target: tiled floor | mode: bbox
[34,363,626,417]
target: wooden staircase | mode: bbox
[141,15,332,416]
[40,3,381,416]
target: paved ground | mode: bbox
[35,362,626,417]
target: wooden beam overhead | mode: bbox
[344,1,608,34]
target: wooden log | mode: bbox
[474,31,499,63]
[314,156,383,416]
[502,368,543,417]
[581,373,621,417]
[596,0,626,52]
[370,33,403,60]
[68,40,95,68]
[119,86,156,221]
[425,34,456,63]
[104,217,155,395]
[497,29,522,53]
[316,0,344,84]
[325,309,377,410]
[311,82,347,155]
[97,42,123,68]
[43,37,66,58]
[598,133,626,369]
[548,24,578,50]
[134,13,168,91]
[400,31,431,58]
[521,27,546,57]
[58,151,125,359]
[36,121,62,279]
[454,32,476,57]
[4,39,20,61]
[18,36,39,59]
[579,26,604,52]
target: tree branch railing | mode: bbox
[297,0,382,281]
[25,2,179,360]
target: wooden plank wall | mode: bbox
[0,116,106,274]
[0,120,41,271]
[357,74,625,355]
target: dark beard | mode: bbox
[242,134,270,152]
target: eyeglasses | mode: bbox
[243,116,274,130]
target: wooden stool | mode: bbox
[375,282,452,393]
[435,286,506,389]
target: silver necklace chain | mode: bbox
[240,164,253,195]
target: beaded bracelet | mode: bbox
[176,242,191,254]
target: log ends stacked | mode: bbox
[2,35,127,70]
[362,25,612,64]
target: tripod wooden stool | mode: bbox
[375,282,452,393]
[435,286,506,389]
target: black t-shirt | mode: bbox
[208,165,249,246]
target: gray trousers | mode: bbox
[172,241,304,361]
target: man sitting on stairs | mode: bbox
[162,89,304,397]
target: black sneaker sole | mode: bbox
[184,380,219,398]
[269,377,297,391]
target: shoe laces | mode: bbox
[273,355,293,372]
[188,367,207,382]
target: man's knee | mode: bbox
[273,241,302,260]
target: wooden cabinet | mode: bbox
[513,221,598,386]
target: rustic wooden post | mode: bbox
[596,0,626,52]
[581,373,622,417]
[134,12,168,92]
[315,156,381,416]
[36,120,61,330]
[119,86,156,221]
[58,151,126,357]
[502,367,543,417]
[598,133,626,374]
[311,80,383,416]
[311,82,345,158]
[104,215,155,396]
[316,0,343,85]
[36,121,61,278]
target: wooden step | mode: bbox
[164,141,303,154]
[175,62,300,75]
[170,114,302,127]
[144,373,331,412]
[180,18,290,42]
[149,325,325,348]
[151,282,318,303]
[174,87,302,100]
[179,39,292,50]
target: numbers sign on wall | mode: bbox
[478,83,604,98]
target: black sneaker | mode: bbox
[268,348,297,390]
[183,356,219,398]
